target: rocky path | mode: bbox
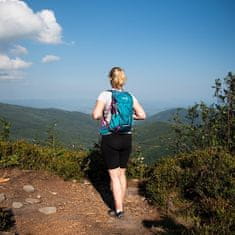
[0,168,161,235]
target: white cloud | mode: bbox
[0,54,31,70]
[10,44,28,56]
[0,53,32,80]
[42,54,60,63]
[0,0,63,81]
[36,10,62,44]
[0,0,62,44]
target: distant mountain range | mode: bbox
[0,102,191,163]
[146,108,188,123]
[0,102,99,148]
[0,98,95,114]
[0,98,187,116]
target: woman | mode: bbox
[92,67,146,218]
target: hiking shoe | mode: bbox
[108,209,116,217]
[115,211,124,219]
[108,210,124,219]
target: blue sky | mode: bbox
[0,0,234,111]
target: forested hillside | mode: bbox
[0,102,176,162]
[133,121,174,164]
[0,103,98,148]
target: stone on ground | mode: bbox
[38,207,57,215]
[25,198,41,204]
[12,202,23,208]
[0,192,6,202]
[23,184,35,193]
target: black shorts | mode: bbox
[101,133,132,169]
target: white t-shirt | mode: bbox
[97,88,137,124]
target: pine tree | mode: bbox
[0,118,11,141]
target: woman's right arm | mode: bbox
[133,99,146,120]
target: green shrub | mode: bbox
[146,148,235,233]
[0,208,14,231]
[0,140,149,182]
[83,143,109,183]
[127,152,149,180]
[49,149,88,180]
[0,140,88,181]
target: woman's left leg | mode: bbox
[108,167,123,212]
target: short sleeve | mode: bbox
[132,94,138,105]
[129,93,138,105]
[97,91,109,103]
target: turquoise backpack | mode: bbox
[100,90,133,135]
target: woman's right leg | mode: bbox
[119,134,132,204]
[119,168,127,201]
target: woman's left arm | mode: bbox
[92,100,105,120]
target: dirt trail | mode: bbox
[0,168,161,235]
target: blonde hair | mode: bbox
[109,67,126,89]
